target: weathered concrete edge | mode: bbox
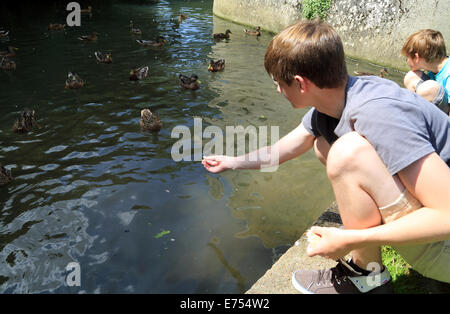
[245,202,343,294]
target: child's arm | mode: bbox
[202,123,315,173]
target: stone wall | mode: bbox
[213,0,450,70]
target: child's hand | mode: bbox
[306,226,356,260]
[202,155,235,173]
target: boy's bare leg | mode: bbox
[325,132,405,270]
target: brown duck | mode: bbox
[208,59,225,72]
[12,109,39,133]
[244,26,261,36]
[0,46,18,58]
[130,66,149,81]
[0,165,13,186]
[65,72,84,89]
[354,68,388,78]
[213,29,232,39]
[94,51,112,63]
[178,14,187,23]
[136,36,166,47]
[0,57,16,70]
[78,32,98,41]
[179,73,200,90]
[140,109,162,132]
[48,23,66,30]
[130,20,143,35]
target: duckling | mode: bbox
[208,59,225,72]
[0,56,16,70]
[48,23,66,31]
[213,29,232,40]
[0,30,9,38]
[178,14,187,23]
[179,73,200,90]
[0,46,18,57]
[94,51,112,63]
[78,32,98,41]
[244,26,261,36]
[129,20,142,35]
[136,36,166,47]
[140,109,162,132]
[65,72,84,89]
[129,66,149,81]
[12,109,39,133]
[354,68,388,78]
[0,165,13,186]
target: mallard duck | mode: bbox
[78,32,98,41]
[94,51,112,63]
[81,6,92,14]
[129,20,142,35]
[354,68,388,78]
[0,164,13,186]
[244,26,261,36]
[0,46,18,57]
[129,66,149,81]
[213,29,232,39]
[178,14,187,23]
[136,36,166,47]
[48,23,66,30]
[208,59,225,72]
[179,73,200,90]
[0,57,16,70]
[0,30,10,38]
[12,109,39,133]
[65,72,84,89]
[140,109,162,132]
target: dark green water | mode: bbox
[0,1,407,293]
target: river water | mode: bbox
[0,0,407,293]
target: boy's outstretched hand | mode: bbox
[306,226,358,261]
[202,155,235,173]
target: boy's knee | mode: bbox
[326,132,373,179]
[404,70,423,91]
[416,80,443,104]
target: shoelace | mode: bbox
[316,260,361,286]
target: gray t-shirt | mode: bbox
[302,75,450,175]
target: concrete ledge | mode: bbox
[246,202,342,294]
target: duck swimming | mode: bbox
[208,59,225,72]
[0,46,18,57]
[12,109,39,133]
[129,20,142,35]
[179,73,200,90]
[136,36,166,47]
[0,165,13,186]
[140,109,162,132]
[78,32,98,41]
[354,68,388,78]
[65,72,84,89]
[244,26,261,36]
[94,51,112,63]
[0,57,16,70]
[178,14,187,23]
[213,29,232,39]
[130,66,149,81]
[0,30,9,38]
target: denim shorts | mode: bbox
[379,189,450,283]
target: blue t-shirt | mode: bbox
[428,57,450,103]
[302,75,450,175]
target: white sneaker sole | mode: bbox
[291,272,314,294]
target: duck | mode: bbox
[178,14,187,23]
[65,72,84,89]
[78,32,98,41]
[179,73,200,90]
[208,59,225,72]
[213,29,232,39]
[0,46,18,57]
[129,20,142,35]
[0,165,13,186]
[129,66,149,81]
[354,68,388,78]
[244,26,261,36]
[0,56,16,70]
[94,51,112,63]
[0,30,10,38]
[48,23,66,30]
[136,36,166,47]
[12,109,39,133]
[140,109,162,132]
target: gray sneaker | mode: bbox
[292,259,393,294]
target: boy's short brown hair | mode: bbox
[401,29,447,63]
[264,19,347,88]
